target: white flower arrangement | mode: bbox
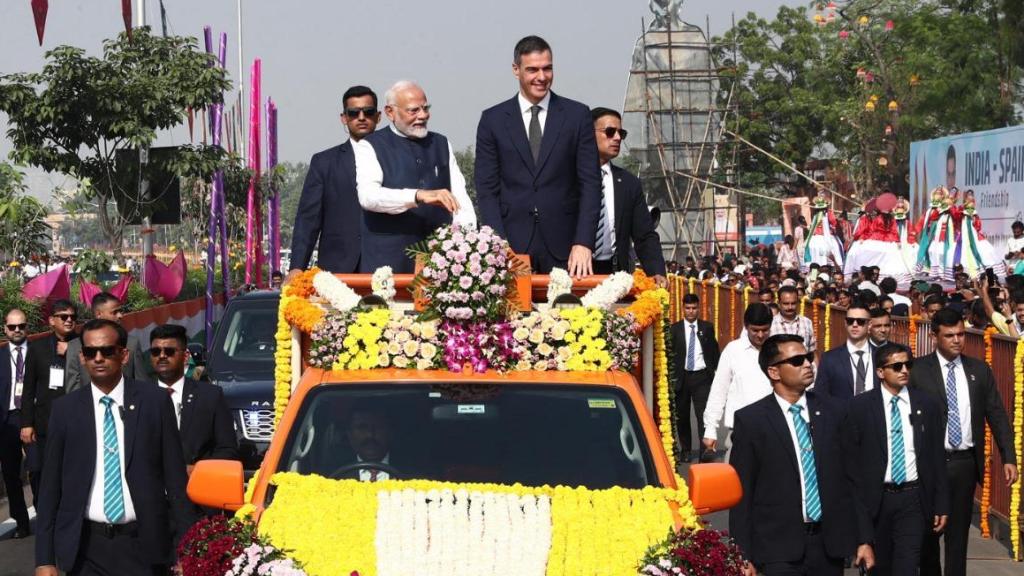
[580,271,634,309]
[375,487,551,576]
[312,271,361,312]
[371,266,396,303]
[545,267,573,306]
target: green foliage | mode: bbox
[0,27,231,256]
[0,274,45,334]
[715,0,1021,198]
[453,146,476,202]
[122,278,162,313]
[0,163,51,262]
[73,249,114,283]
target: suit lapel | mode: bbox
[79,388,97,479]
[123,380,140,468]
[765,398,800,476]
[869,389,887,457]
[962,358,981,429]
[925,354,947,410]
[612,168,628,234]
[180,379,198,433]
[908,388,928,460]
[0,347,10,414]
[534,94,565,176]
[503,97,536,173]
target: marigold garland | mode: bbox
[980,328,996,538]
[823,303,831,350]
[908,315,920,357]
[619,288,669,332]
[700,280,709,321]
[712,281,720,340]
[729,287,737,340]
[284,267,320,299]
[742,285,750,310]
[258,472,699,576]
[811,299,820,337]
[799,295,807,317]
[1011,337,1024,560]
[283,297,324,334]
[632,268,656,294]
[274,295,296,425]
[651,289,678,475]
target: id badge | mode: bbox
[48,367,65,390]
[13,380,23,399]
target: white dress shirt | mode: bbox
[518,91,550,135]
[936,351,973,450]
[159,377,185,429]
[357,454,390,482]
[680,320,706,371]
[352,125,476,227]
[8,342,26,411]
[594,163,616,260]
[882,386,918,482]
[703,336,771,440]
[847,340,874,393]
[86,378,138,523]
[888,293,913,309]
[774,392,815,522]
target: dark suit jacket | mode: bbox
[843,387,949,542]
[909,352,1017,480]
[669,319,719,381]
[475,92,602,260]
[20,334,75,436]
[289,141,361,273]
[730,391,860,565]
[608,165,666,276]
[815,343,879,400]
[0,344,21,423]
[34,379,196,570]
[64,335,150,394]
[177,378,238,465]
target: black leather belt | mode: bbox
[883,480,920,493]
[683,367,709,374]
[946,449,973,460]
[804,522,822,535]
[86,520,138,538]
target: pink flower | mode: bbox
[469,262,482,276]
[451,263,465,275]
[459,276,473,289]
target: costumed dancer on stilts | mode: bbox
[915,186,958,284]
[802,191,844,271]
[892,196,919,273]
[954,189,1006,278]
[844,192,913,288]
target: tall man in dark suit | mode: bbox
[730,334,873,575]
[1,309,31,537]
[149,324,236,474]
[910,308,1018,576]
[475,35,602,276]
[21,299,78,503]
[34,319,195,576]
[844,343,949,576]
[66,292,150,393]
[354,80,476,273]
[287,85,381,281]
[814,303,878,399]
[670,293,718,462]
[590,107,666,282]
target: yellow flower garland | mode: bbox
[335,309,391,370]
[1012,337,1024,560]
[823,302,831,350]
[274,295,295,425]
[561,307,612,371]
[742,285,750,310]
[729,287,737,341]
[981,327,996,538]
[799,295,807,317]
[712,281,720,340]
[908,314,920,357]
[259,472,699,576]
[651,289,678,476]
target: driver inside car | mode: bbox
[339,403,394,482]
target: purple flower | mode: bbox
[471,291,484,301]
[451,263,465,276]
[469,262,482,276]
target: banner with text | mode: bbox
[909,125,1024,259]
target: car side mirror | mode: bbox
[187,343,206,366]
[187,460,245,511]
[688,462,742,514]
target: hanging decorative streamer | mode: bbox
[121,0,132,39]
[1010,338,1023,560]
[30,0,48,46]
[267,98,280,275]
[979,328,995,538]
[203,27,230,349]
[244,59,263,286]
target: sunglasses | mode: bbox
[149,346,181,358]
[596,126,628,140]
[882,360,914,372]
[82,345,122,359]
[53,313,77,322]
[771,352,815,368]
[5,323,27,331]
[845,317,869,326]
[344,106,377,119]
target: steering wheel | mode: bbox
[329,461,403,480]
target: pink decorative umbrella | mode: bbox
[77,274,133,306]
[143,252,187,303]
[21,264,70,317]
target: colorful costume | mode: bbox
[915,187,958,283]
[892,197,919,273]
[802,193,844,270]
[954,191,1006,278]
[843,195,913,288]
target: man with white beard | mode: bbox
[353,80,476,273]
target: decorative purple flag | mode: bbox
[143,252,187,303]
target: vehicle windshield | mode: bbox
[209,299,278,377]
[278,383,656,489]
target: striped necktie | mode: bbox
[686,323,696,371]
[789,404,822,522]
[594,166,615,259]
[99,396,125,523]
[890,395,906,484]
[945,361,962,448]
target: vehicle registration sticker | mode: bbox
[457,404,485,414]
[587,399,616,409]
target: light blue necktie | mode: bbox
[99,396,125,523]
[789,404,822,522]
[945,362,962,448]
[890,395,907,484]
[686,323,696,371]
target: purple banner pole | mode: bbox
[203,26,216,351]
[244,58,262,287]
[216,33,231,302]
[267,98,279,275]
[203,27,231,350]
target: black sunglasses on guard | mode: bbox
[845,317,869,326]
[771,352,815,368]
[344,106,377,119]
[596,126,628,140]
[5,323,27,331]
[82,345,122,359]
[149,346,181,358]
[882,360,914,372]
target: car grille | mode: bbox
[238,409,275,441]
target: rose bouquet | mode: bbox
[512,309,571,371]
[371,266,396,303]
[308,310,354,369]
[227,542,308,576]
[605,311,641,371]
[178,515,260,576]
[379,312,441,370]
[637,527,747,576]
[409,224,525,322]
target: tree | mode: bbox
[0,163,51,263]
[714,1,1020,198]
[0,27,231,258]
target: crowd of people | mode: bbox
[2,292,237,575]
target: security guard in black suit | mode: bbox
[670,293,719,462]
